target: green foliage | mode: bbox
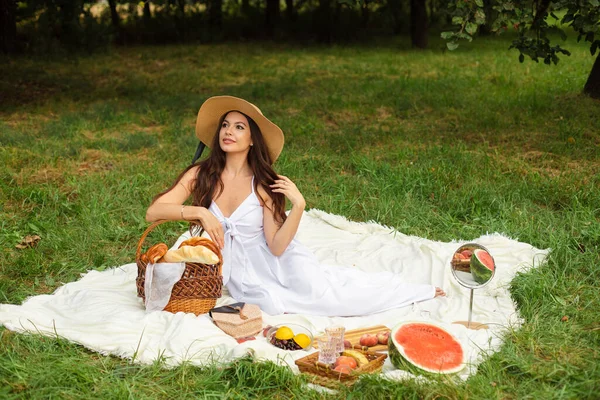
[442,0,600,64]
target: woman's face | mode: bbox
[219,111,253,156]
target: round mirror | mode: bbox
[450,243,496,289]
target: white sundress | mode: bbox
[187,177,436,316]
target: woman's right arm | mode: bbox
[145,166,225,248]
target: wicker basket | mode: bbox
[135,220,223,315]
[295,347,387,389]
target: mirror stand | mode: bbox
[452,288,489,330]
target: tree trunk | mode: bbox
[285,0,296,22]
[316,0,332,43]
[265,0,280,38]
[143,1,152,20]
[208,0,222,30]
[0,0,17,54]
[57,0,82,46]
[583,51,600,99]
[410,0,428,48]
[388,0,403,35]
[242,0,250,15]
[107,0,123,44]
[479,0,494,36]
[360,0,369,30]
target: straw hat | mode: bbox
[195,96,284,163]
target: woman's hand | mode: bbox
[192,207,224,249]
[270,175,306,209]
[263,176,305,256]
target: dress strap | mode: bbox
[251,176,255,194]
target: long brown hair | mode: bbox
[152,111,287,225]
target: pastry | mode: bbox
[163,245,219,264]
[142,243,168,264]
[179,237,213,248]
[179,236,221,260]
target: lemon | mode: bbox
[275,326,294,340]
[293,333,311,349]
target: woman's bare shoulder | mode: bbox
[179,165,200,192]
[184,164,201,177]
[256,183,272,206]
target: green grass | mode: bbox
[1,34,599,398]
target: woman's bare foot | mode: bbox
[435,287,446,297]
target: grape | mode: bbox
[269,335,302,350]
[270,336,303,351]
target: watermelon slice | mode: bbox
[388,321,465,375]
[470,249,494,284]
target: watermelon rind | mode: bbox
[470,248,494,285]
[388,321,465,376]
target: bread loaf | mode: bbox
[141,243,168,264]
[163,245,219,264]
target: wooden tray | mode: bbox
[295,348,387,389]
[313,325,391,352]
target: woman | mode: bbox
[146,95,445,316]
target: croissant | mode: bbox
[162,245,219,265]
[179,237,213,248]
[142,243,168,264]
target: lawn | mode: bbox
[1,34,599,399]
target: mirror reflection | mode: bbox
[451,243,496,289]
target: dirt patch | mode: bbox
[80,130,98,140]
[328,110,359,127]
[1,80,60,109]
[80,149,108,161]
[32,281,55,295]
[286,108,301,116]
[16,150,116,186]
[519,151,599,177]
[75,160,115,174]
[92,123,165,140]
[376,106,393,120]
[492,148,600,181]
[535,166,563,178]
[24,167,67,185]
[521,150,556,161]
[1,111,57,127]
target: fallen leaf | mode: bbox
[15,235,41,249]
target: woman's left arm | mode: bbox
[262,175,306,256]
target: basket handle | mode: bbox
[136,220,171,263]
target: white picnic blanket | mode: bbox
[0,209,548,381]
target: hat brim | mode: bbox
[195,96,284,163]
